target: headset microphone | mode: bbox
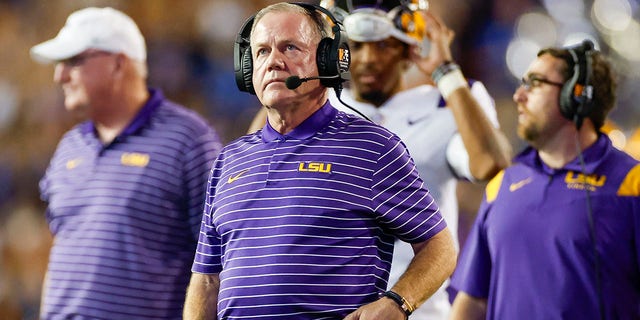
[285,75,340,90]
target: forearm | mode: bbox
[183,273,220,320]
[446,87,512,180]
[450,291,487,320]
[390,228,457,310]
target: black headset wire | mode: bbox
[333,86,372,122]
[574,137,604,320]
[573,48,604,320]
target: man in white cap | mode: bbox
[31,7,222,319]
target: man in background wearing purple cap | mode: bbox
[31,7,222,319]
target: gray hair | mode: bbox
[251,3,332,42]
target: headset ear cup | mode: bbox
[316,37,336,87]
[234,14,255,94]
[559,75,578,121]
[242,47,255,94]
[558,40,596,129]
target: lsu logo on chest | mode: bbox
[564,171,606,191]
[298,162,332,173]
[121,152,150,167]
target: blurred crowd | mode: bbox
[1,0,638,319]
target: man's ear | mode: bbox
[112,53,128,76]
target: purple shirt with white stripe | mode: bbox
[193,101,446,319]
[39,89,222,319]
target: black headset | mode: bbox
[559,40,596,130]
[233,2,350,95]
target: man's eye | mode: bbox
[62,57,82,66]
[530,79,541,87]
[285,44,296,51]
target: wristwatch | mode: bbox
[380,290,415,318]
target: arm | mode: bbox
[344,228,457,320]
[450,291,487,320]
[443,84,512,180]
[183,273,220,320]
[392,228,457,311]
[411,11,512,181]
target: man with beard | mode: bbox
[450,41,640,319]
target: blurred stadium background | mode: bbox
[1,0,638,318]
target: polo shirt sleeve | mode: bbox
[619,164,640,271]
[371,135,446,243]
[192,158,224,274]
[450,198,492,298]
[634,198,640,275]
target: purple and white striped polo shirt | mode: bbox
[193,101,445,319]
[39,89,222,319]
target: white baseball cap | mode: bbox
[30,7,146,63]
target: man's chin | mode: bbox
[260,92,296,109]
[64,103,87,119]
[359,90,386,104]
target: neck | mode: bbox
[266,89,327,134]
[93,81,149,144]
[537,123,599,169]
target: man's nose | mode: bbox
[53,63,70,84]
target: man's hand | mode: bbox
[410,11,454,78]
[343,296,406,320]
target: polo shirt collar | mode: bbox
[261,100,336,142]
[516,133,611,175]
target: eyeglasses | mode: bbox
[59,51,113,67]
[520,75,564,91]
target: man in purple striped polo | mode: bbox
[183,3,456,319]
[31,7,222,319]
